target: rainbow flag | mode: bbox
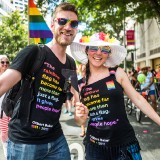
[106,80,115,90]
[28,0,53,44]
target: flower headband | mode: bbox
[79,32,117,44]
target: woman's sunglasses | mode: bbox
[88,46,111,54]
[54,18,79,29]
[1,61,9,65]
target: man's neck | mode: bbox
[47,40,67,64]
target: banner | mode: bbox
[126,30,135,46]
[28,0,53,44]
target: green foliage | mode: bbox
[66,0,160,36]
[36,0,63,16]
[0,11,28,61]
[36,0,160,32]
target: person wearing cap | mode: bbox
[71,32,160,160]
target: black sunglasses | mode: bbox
[1,61,9,65]
[54,18,79,29]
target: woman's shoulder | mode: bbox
[112,67,125,75]
[108,67,126,77]
[114,67,128,84]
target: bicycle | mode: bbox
[125,97,142,122]
[125,89,143,122]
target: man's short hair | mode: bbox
[52,2,78,20]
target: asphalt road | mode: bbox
[0,106,160,160]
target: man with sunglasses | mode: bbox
[0,2,80,160]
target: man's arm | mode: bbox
[0,69,21,96]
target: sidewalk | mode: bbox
[0,135,5,160]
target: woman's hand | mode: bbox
[74,102,89,126]
[75,102,88,117]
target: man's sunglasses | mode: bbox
[54,18,79,29]
[88,46,111,54]
[1,61,9,65]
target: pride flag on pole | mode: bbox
[28,0,53,44]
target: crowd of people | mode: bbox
[127,65,160,111]
[0,2,160,160]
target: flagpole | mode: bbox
[28,0,30,45]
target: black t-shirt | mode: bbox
[81,70,137,147]
[8,44,76,144]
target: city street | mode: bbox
[0,106,160,160]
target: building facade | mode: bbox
[10,0,27,12]
[0,0,15,23]
[134,18,160,70]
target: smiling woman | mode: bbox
[0,55,9,74]
[70,32,126,67]
[71,32,160,160]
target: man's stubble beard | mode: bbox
[55,33,76,46]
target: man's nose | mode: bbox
[63,22,72,30]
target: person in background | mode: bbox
[70,32,160,160]
[151,68,157,77]
[78,64,87,137]
[130,70,140,90]
[155,67,160,82]
[127,70,132,81]
[140,66,157,112]
[0,55,10,159]
[64,78,74,116]
[0,2,80,160]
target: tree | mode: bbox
[36,0,64,16]
[36,0,160,31]
[35,0,159,38]
[0,11,28,61]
